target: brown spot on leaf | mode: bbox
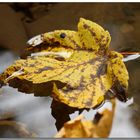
[96,63,107,77]
[83,24,96,36]
[85,100,92,107]
[67,36,81,49]
[36,66,53,73]
[111,80,127,102]
[29,64,35,67]
[82,42,85,47]
[101,35,104,39]
[90,74,96,79]
[55,57,65,61]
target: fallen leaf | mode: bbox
[55,99,115,138]
[51,99,77,130]
[0,18,129,109]
[92,99,115,138]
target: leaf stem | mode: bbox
[120,52,140,55]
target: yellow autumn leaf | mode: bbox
[0,18,129,109]
[55,99,115,138]
[55,114,93,138]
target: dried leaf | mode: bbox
[51,99,77,130]
[55,99,115,138]
[92,100,115,138]
[55,114,93,138]
[0,18,129,109]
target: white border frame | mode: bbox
[0,0,140,3]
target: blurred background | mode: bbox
[0,3,140,138]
